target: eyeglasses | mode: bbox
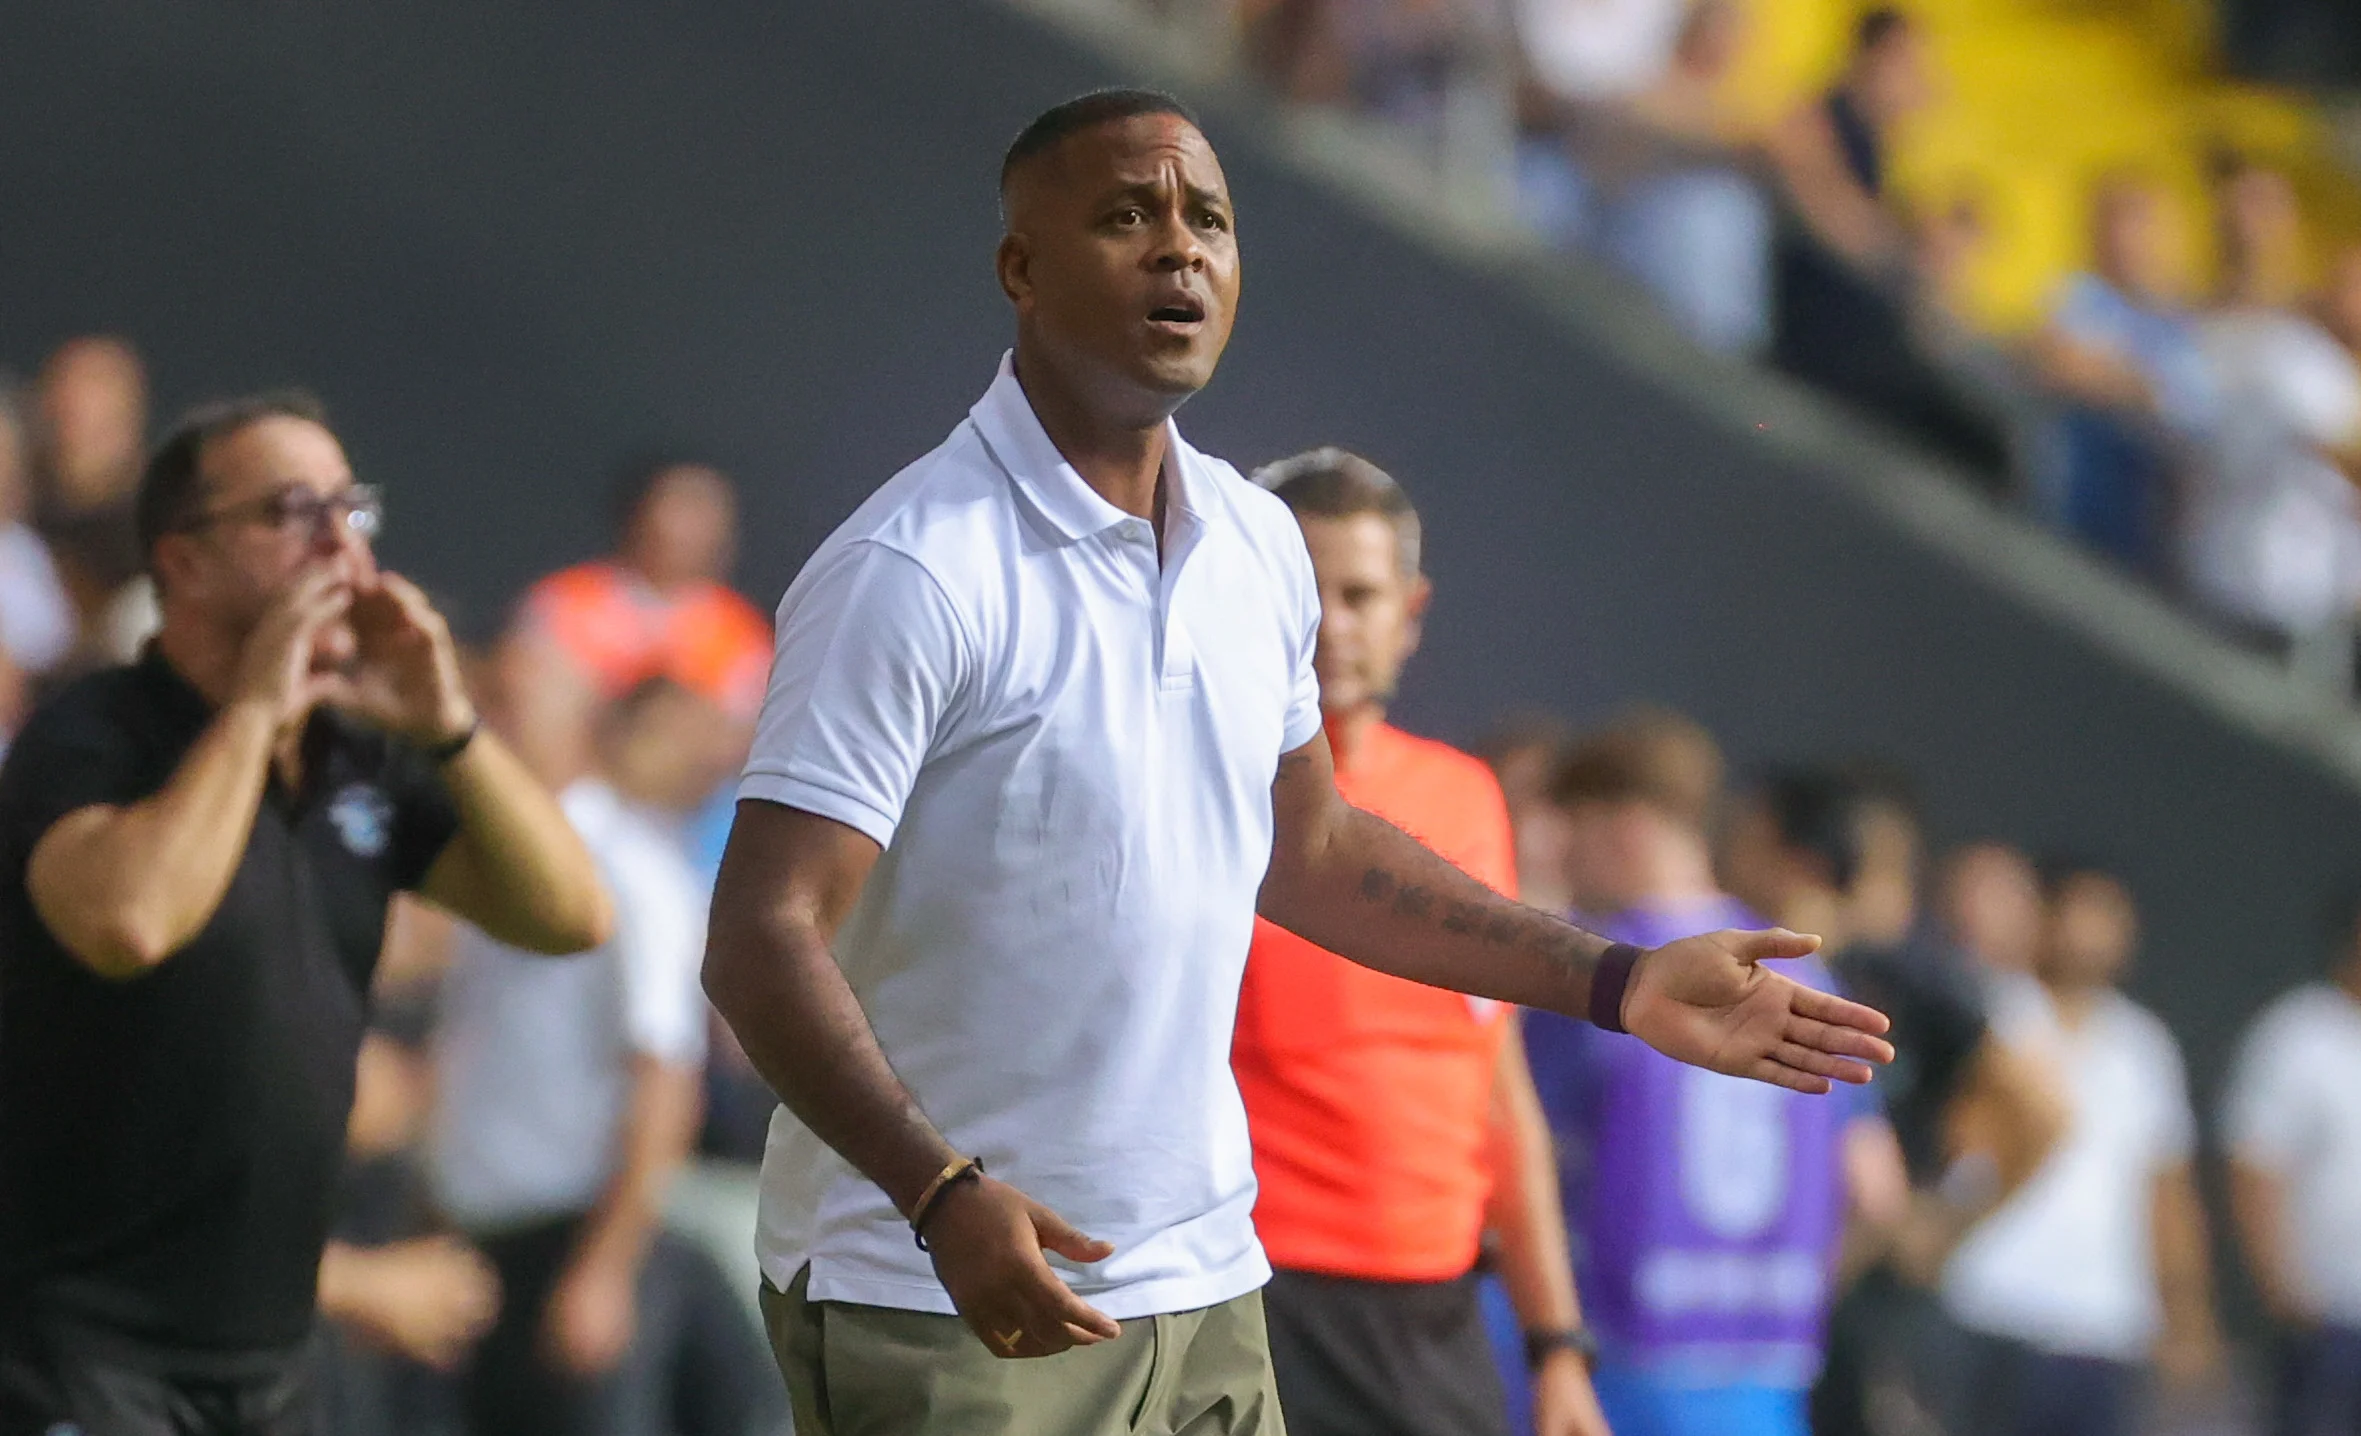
[179,483,383,543]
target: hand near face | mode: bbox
[325,571,475,746]
[233,566,357,728]
[1623,929,1893,1093]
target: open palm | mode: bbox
[1622,928,1893,1093]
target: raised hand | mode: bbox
[327,570,475,746]
[922,1174,1123,1359]
[1622,929,1893,1093]
[232,566,355,729]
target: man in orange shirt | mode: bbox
[1235,449,1610,1436]
[503,457,771,794]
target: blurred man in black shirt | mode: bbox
[0,393,611,1436]
[1722,766,2063,1436]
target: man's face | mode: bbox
[999,115,1241,416]
[1860,29,1933,123]
[627,465,737,588]
[159,416,377,662]
[1298,512,1427,719]
[2095,186,2170,297]
[2038,873,2138,990]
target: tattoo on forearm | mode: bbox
[1355,864,1601,983]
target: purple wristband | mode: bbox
[1588,943,1644,1033]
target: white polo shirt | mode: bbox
[2222,983,2361,1326]
[740,355,1324,1318]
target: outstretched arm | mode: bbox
[1260,734,1893,1091]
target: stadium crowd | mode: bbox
[1239,0,2361,673]
[3,314,2360,1436]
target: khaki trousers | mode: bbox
[760,1266,1287,1436]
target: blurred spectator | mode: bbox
[2029,174,2219,570]
[1906,192,2063,500]
[2181,167,2361,648]
[506,457,768,805]
[1767,10,2011,483]
[1516,0,1774,353]
[430,675,783,1436]
[1938,841,2044,981]
[2222,892,2361,1436]
[1941,864,2222,1435]
[1244,0,1487,126]
[2213,151,2310,312]
[0,384,74,744]
[29,335,156,665]
[1718,767,2063,1436]
[1476,710,1579,916]
[1521,712,1907,1436]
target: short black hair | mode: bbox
[1856,5,1912,51]
[1753,766,1866,891]
[1255,446,1422,576]
[138,389,332,574]
[1001,88,1200,195]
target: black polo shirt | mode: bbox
[0,649,458,1357]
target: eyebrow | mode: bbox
[1099,178,1232,213]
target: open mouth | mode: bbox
[1147,296,1206,329]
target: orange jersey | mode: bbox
[1233,721,1517,1281]
[521,561,772,720]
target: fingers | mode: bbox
[1790,981,1893,1038]
[975,1272,1121,1359]
[1727,927,1823,963]
[1786,1013,1896,1068]
[1772,1040,1878,1086]
[987,1253,1120,1358]
[1031,1202,1119,1267]
[1746,1058,1833,1095]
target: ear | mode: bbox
[1399,573,1433,661]
[996,232,1032,308]
[149,534,202,602]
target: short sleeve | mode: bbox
[0,693,152,861]
[2222,1005,2307,1169]
[738,541,973,848]
[1279,528,1323,755]
[609,840,709,1066]
[381,744,462,893]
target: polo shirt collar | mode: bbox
[968,352,1209,545]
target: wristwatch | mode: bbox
[1523,1326,1600,1372]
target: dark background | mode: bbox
[2223,0,2361,91]
[6,0,2356,1191]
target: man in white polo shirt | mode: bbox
[700,88,1894,1436]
